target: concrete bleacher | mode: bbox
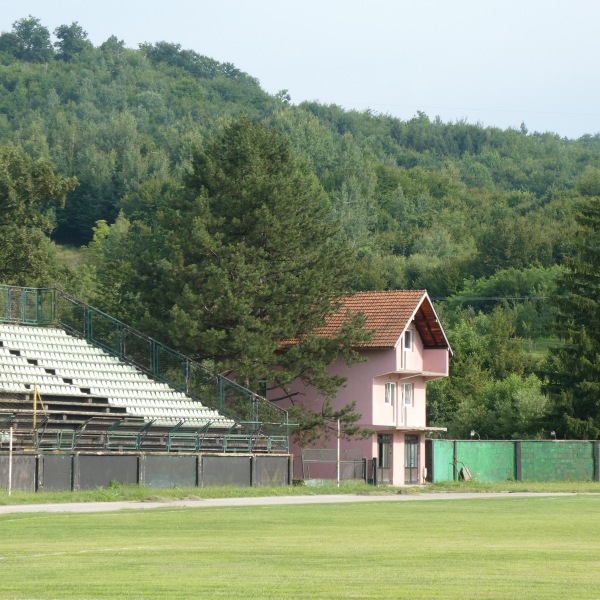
[0,323,235,451]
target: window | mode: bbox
[404,330,413,350]
[384,382,396,405]
[402,383,413,406]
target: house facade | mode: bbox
[273,290,451,485]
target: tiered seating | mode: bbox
[0,323,234,451]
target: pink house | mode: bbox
[275,290,452,485]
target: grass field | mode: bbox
[2,480,600,506]
[1,494,599,599]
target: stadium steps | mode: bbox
[0,323,237,452]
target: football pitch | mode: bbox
[1,495,599,599]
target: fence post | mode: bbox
[453,440,458,481]
[184,358,189,395]
[151,340,158,379]
[594,441,599,483]
[515,441,522,481]
[138,454,145,486]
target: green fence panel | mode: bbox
[431,440,455,482]
[521,441,595,481]
[456,441,516,482]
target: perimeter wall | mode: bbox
[427,440,600,483]
[0,452,292,492]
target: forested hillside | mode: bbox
[1,16,599,440]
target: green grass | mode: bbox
[0,481,380,505]
[1,479,600,506]
[426,479,600,493]
[55,244,84,269]
[1,495,599,599]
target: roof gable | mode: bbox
[323,290,451,351]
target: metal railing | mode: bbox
[0,285,289,442]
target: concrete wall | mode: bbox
[0,452,292,492]
[429,440,600,483]
[520,441,596,481]
[457,441,516,481]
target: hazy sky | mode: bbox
[3,0,599,139]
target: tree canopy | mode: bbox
[0,145,77,285]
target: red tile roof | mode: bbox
[322,290,450,350]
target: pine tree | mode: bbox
[545,195,600,438]
[131,119,371,439]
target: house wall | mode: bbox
[423,348,449,376]
[273,325,448,485]
[402,325,422,372]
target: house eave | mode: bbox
[377,426,448,432]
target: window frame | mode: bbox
[402,382,413,406]
[384,381,396,406]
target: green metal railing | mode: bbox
[0,285,289,442]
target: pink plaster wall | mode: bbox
[270,326,449,485]
[423,348,449,375]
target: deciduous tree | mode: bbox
[0,145,77,284]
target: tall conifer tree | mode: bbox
[545,195,600,438]
[133,119,371,440]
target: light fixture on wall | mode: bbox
[550,431,557,440]
[470,430,480,440]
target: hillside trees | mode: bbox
[0,16,53,63]
[0,145,77,285]
[2,16,600,440]
[54,22,93,61]
[427,306,549,439]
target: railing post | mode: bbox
[84,306,92,341]
[51,288,57,326]
[151,339,158,379]
[184,358,189,395]
[218,377,225,414]
[118,324,125,359]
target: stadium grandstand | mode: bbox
[0,284,290,455]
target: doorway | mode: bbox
[377,434,392,484]
[405,434,419,484]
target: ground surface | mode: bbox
[2,493,599,599]
[0,490,582,513]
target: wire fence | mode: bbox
[301,448,367,482]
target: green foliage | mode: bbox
[428,306,549,438]
[0,16,54,63]
[53,22,93,61]
[447,266,560,337]
[114,118,371,440]
[0,145,77,285]
[545,195,600,438]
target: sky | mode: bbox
[3,0,600,139]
